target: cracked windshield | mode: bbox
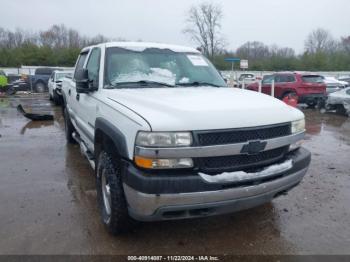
[105,47,226,87]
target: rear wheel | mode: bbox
[35,82,46,93]
[53,90,61,105]
[282,92,297,100]
[306,101,317,108]
[64,107,76,144]
[96,151,135,235]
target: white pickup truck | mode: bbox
[62,42,311,235]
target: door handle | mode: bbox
[76,93,80,101]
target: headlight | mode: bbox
[291,119,305,134]
[289,119,305,151]
[136,131,192,147]
[134,156,193,169]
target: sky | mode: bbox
[1,0,350,53]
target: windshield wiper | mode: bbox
[177,81,221,87]
[109,80,175,88]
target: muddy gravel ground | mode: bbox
[0,94,349,255]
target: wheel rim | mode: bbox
[36,83,45,93]
[101,169,112,217]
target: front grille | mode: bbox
[195,123,291,146]
[196,146,289,173]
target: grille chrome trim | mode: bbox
[135,132,305,158]
[196,146,289,173]
[195,123,291,146]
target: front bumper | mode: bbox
[123,148,311,221]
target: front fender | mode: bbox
[95,117,129,159]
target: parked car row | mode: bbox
[246,72,326,108]
[233,71,349,115]
[0,67,73,95]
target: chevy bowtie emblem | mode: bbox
[241,141,267,155]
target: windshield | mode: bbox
[302,75,324,83]
[104,47,226,88]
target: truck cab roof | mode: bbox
[81,42,200,54]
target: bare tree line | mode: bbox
[0,24,120,50]
[183,2,350,70]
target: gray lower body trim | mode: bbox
[123,167,308,221]
[135,132,305,158]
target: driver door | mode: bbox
[74,47,101,150]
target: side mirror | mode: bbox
[75,69,91,93]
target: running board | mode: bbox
[72,132,95,170]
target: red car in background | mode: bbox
[246,72,327,107]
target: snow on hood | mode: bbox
[103,87,304,131]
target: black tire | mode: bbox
[96,151,135,235]
[64,107,76,144]
[336,105,347,115]
[306,102,317,108]
[53,90,61,106]
[35,82,46,93]
[282,91,297,100]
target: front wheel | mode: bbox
[96,151,135,235]
[336,105,347,115]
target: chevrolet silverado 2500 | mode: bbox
[61,42,311,235]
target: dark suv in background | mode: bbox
[247,72,326,107]
[27,67,55,93]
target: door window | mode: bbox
[86,48,101,88]
[286,75,296,82]
[262,75,274,85]
[74,52,88,80]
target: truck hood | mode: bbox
[104,87,304,131]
